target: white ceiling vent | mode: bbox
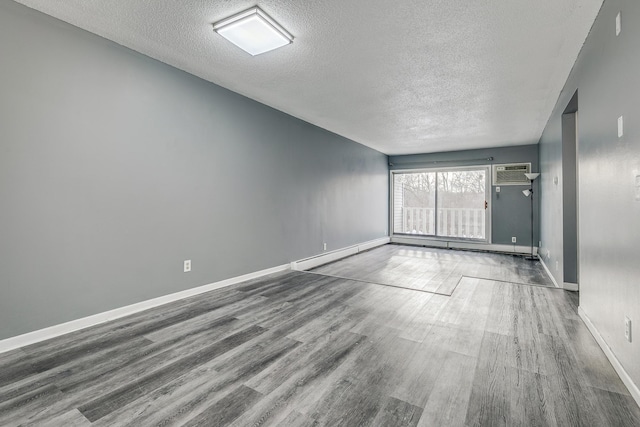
[493,163,531,185]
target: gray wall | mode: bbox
[539,108,565,283]
[539,0,640,388]
[0,1,389,340]
[389,145,539,246]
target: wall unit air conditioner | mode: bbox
[492,163,531,185]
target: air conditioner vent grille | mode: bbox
[493,163,531,185]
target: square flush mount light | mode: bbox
[213,7,293,56]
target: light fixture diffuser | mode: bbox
[213,7,293,56]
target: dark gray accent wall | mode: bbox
[539,0,640,388]
[0,1,388,340]
[389,145,539,246]
[561,112,578,284]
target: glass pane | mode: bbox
[436,170,486,239]
[393,172,436,235]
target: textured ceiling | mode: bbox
[13,0,603,155]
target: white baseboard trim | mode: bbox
[536,257,579,291]
[357,237,391,252]
[563,282,579,291]
[0,236,392,354]
[0,263,290,354]
[390,236,537,255]
[578,307,640,407]
[291,237,390,271]
[538,256,560,288]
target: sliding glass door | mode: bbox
[392,167,490,241]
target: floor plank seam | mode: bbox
[439,274,463,296]
[303,272,555,299]
[301,270,452,296]
[462,275,561,289]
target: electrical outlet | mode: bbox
[184,260,191,273]
[625,317,632,342]
[512,237,517,243]
[323,242,327,251]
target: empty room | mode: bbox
[1,0,639,426]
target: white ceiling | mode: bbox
[14,0,603,155]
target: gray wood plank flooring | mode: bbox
[0,246,638,426]
[310,244,554,294]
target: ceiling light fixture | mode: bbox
[212,7,293,56]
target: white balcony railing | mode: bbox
[399,207,486,239]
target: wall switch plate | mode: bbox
[616,12,621,36]
[556,260,559,271]
[184,260,191,273]
[323,242,327,251]
[496,186,501,193]
[618,116,624,138]
[512,237,517,243]
[625,316,632,342]
[539,241,542,248]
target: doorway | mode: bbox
[562,91,579,286]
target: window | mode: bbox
[392,167,490,241]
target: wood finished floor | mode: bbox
[1,246,639,426]
[310,244,554,294]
